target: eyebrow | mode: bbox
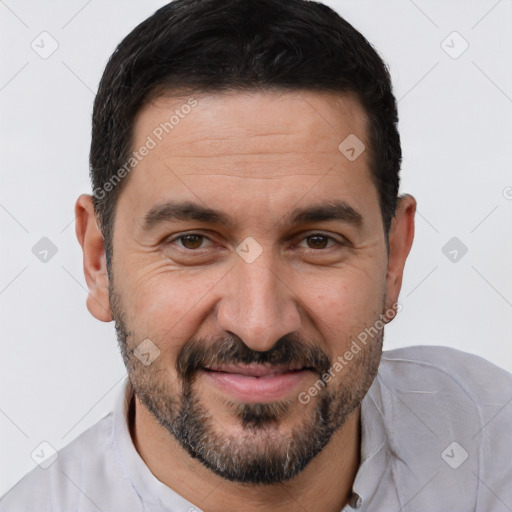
[141,201,235,231]
[140,199,363,232]
[286,200,363,227]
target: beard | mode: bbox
[109,287,383,485]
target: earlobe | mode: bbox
[385,194,416,315]
[75,194,113,322]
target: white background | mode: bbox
[1,0,511,496]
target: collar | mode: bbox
[111,377,197,511]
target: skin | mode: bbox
[75,89,416,511]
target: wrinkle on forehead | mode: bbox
[132,90,369,170]
[122,90,377,227]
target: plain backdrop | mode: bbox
[1,0,511,496]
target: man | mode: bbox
[1,0,511,510]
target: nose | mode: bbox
[215,251,301,352]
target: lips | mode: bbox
[201,363,313,402]
[204,362,307,377]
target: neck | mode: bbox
[130,396,360,512]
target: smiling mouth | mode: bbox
[204,362,312,376]
[200,363,315,402]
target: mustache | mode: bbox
[176,332,332,380]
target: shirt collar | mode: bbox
[111,376,199,511]
[346,373,389,509]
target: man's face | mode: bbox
[108,90,392,483]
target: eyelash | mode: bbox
[166,232,345,251]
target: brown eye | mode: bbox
[305,235,331,249]
[176,234,206,249]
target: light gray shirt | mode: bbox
[1,345,511,512]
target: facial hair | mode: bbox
[109,287,383,485]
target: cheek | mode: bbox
[301,266,386,352]
[124,265,227,345]
[116,240,387,356]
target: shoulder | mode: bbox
[360,346,512,509]
[0,412,138,512]
[379,344,512,401]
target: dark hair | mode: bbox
[90,0,401,268]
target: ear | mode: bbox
[75,194,113,322]
[385,194,416,315]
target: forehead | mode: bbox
[121,89,377,222]
[134,89,368,167]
